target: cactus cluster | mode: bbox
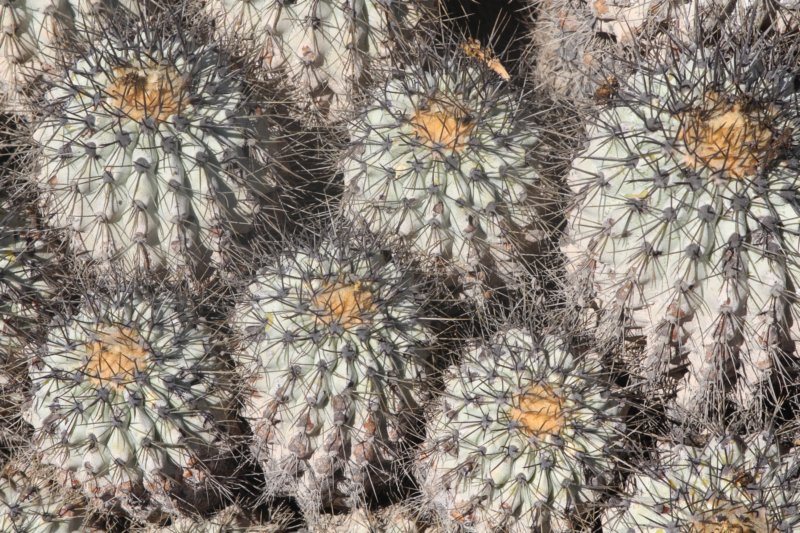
[1,0,800,531]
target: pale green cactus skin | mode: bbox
[204,0,422,118]
[603,434,800,532]
[342,60,556,284]
[564,48,800,412]
[25,289,236,512]
[0,0,74,112]
[33,31,272,278]
[0,459,86,533]
[234,238,434,509]
[418,328,621,533]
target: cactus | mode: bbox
[133,503,298,532]
[204,0,429,120]
[417,328,621,533]
[564,42,800,413]
[0,457,87,532]
[341,47,559,295]
[603,434,800,531]
[32,23,281,279]
[234,232,435,510]
[527,0,616,101]
[0,0,74,113]
[309,503,438,533]
[25,285,238,516]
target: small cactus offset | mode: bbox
[341,45,560,295]
[32,20,282,279]
[204,0,430,121]
[564,41,800,413]
[233,230,435,510]
[603,433,800,531]
[25,285,239,516]
[417,328,622,532]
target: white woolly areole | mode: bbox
[25,290,235,505]
[418,328,621,533]
[603,434,800,532]
[565,50,800,411]
[234,239,434,507]
[342,63,554,281]
[205,0,407,117]
[33,33,265,277]
[0,461,85,533]
[0,0,73,111]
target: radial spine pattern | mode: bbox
[33,27,273,278]
[418,328,621,532]
[603,434,800,532]
[25,287,236,512]
[234,236,434,509]
[565,45,800,410]
[342,54,556,285]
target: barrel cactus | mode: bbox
[0,457,86,532]
[204,0,429,120]
[417,328,622,532]
[341,49,559,293]
[234,233,435,509]
[603,434,800,531]
[25,286,238,515]
[564,43,800,412]
[33,24,279,279]
[0,0,74,112]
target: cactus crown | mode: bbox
[509,384,566,437]
[84,326,149,390]
[105,64,186,123]
[677,92,783,179]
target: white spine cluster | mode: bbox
[418,328,621,533]
[565,46,800,411]
[234,236,434,508]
